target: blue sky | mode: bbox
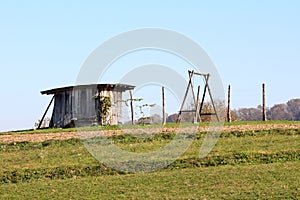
[0,1,300,131]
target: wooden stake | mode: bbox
[162,86,166,125]
[227,85,231,122]
[129,90,134,125]
[262,83,267,121]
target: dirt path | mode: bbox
[0,124,299,143]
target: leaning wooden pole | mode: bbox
[262,83,267,121]
[129,90,134,125]
[194,85,201,123]
[227,85,231,122]
[38,95,55,129]
[205,74,220,122]
[177,71,194,123]
[162,86,166,126]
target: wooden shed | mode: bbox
[40,84,135,128]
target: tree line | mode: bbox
[166,98,300,122]
[233,98,300,121]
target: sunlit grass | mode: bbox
[1,162,299,199]
[1,120,300,135]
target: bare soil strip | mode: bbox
[0,124,299,143]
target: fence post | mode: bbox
[129,90,134,125]
[262,83,267,121]
[162,86,166,125]
[227,85,231,123]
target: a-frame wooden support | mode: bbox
[177,70,220,123]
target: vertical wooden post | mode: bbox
[227,85,231,123]
[129,90,134,125]
[262,83,267,121]
[162,86,166,126]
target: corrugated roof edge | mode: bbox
[41,84,135,95]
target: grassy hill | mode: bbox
[0,122,299,199]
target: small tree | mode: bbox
[138,103,156,119]
[137,103,156,124]
[117,97,156,124]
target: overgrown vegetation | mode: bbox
[93,95,112,125]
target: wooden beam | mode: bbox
[200,113,217,116]
[199,78,208,117]
[38,95,55,129]
[188,70,208,76]
[189,72,198,109]
[194,85,201,123]
[180,110,197,113]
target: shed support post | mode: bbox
[38,95,55,129]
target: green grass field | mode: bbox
[1,162,299,199]
[0,125,299,199]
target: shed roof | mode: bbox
[41,84,135,95]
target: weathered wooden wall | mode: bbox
[50,88,124,128]
[50,90,75,128]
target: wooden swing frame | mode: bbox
[177,70,220,123]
